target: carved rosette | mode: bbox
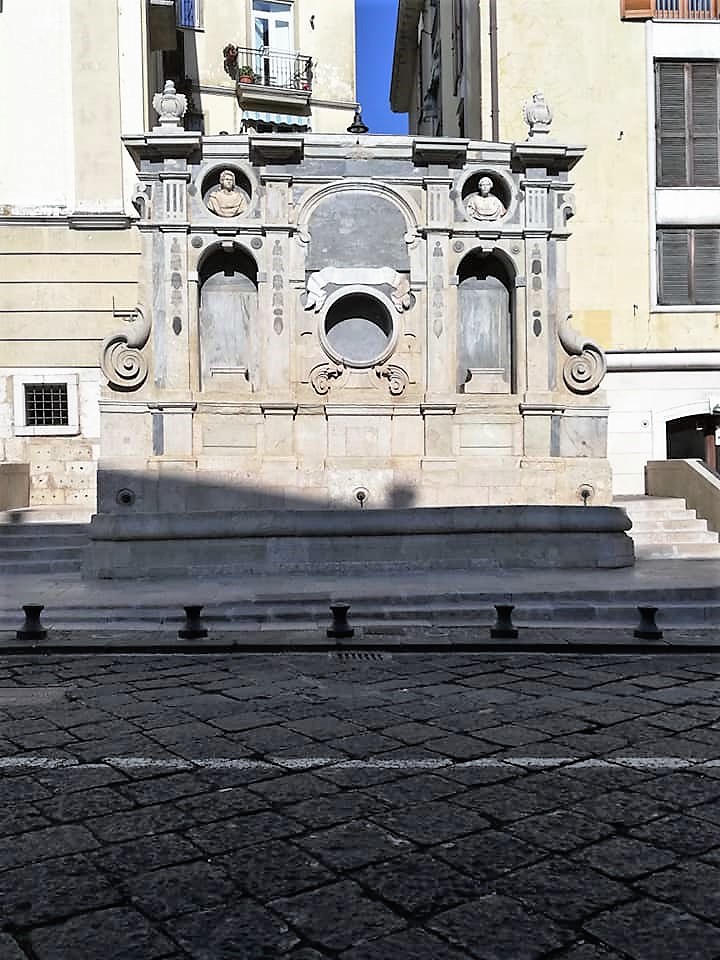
[100,307,151,390]
[376,364,409,397]
[558,315,607,394]
[309,362,344,396]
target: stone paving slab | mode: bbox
[4,651,720,956]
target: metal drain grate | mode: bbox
[330,651,391,661]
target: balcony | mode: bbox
[622,0,719,18]
[656,0,718,17]
[224,44,313,118]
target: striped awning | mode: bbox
[241,109,310,131]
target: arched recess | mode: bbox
[198,246,258,392]
[296,181,421,268]
[456,249,514,393]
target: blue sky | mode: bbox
[355,0,408,134]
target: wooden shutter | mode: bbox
[693,229,720,304]
[658,230,690,304]
[621,0,655,18]
[690,63,720,186]
[657,63,689,186]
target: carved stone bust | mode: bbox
[466,176,506,222]
[206,170,249,218]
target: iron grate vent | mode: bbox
[24,383,69,426]
[330,651,391,661]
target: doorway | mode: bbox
[666,414,719,472]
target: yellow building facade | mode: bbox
[392,0,720,493]
[0,0,356,511]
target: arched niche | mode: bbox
[198,247,258,393]
[456,250,514,394]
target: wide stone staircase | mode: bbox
[0,507,92,574]
[614,495,720,560]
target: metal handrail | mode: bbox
[225,44,312,92]
[654,0,718,18]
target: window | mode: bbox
[24,384,68,427]
[253,1,292,51]
[656,61,720,186]
[176,0,201,29]
[13,374,79,436]
[658,228,720,304]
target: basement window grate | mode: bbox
[24,383,69,427]
[330,651,391,661]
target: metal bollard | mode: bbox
[327,602,354,640]
[634,605,663,641]
[490,603,518,639]
[17,605,47,642]
[178,605,208,640]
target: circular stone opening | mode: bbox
[324,293,393,366]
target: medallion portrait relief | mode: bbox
[205,169,249,217]
[466,176,506,222]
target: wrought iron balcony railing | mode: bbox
[223,44,313,92]
[655,0,718,17]
[622,0,719,17]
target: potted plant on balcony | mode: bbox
[238,64,258,84]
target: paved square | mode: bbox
[3,651,720,957]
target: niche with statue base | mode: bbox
[85,85,633,577]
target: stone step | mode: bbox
[635,543,720,560]
[614,496,689,512]
[629,517,709,533]
[614,494,720,560]
[0,545,85,561]
[632,530,720,545]
[2,604,718,632]
[0,506,93,525]
[0,559,82,575]
[0,534,88,549]
[0,523,91,536]
[616,505,696,521]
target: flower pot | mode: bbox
[239,75,254,84]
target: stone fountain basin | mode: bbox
[84,505,634,578]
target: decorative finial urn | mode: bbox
[152,80,187,130]
[523,91,553,138]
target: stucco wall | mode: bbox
[480,0,651,354]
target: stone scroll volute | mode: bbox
[558,314,607,394]
[100,306,152,391]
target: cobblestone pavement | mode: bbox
[4,653,720,958]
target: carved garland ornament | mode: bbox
[558,315,607,394]
[100,306,151,390]
[304,268,413,314]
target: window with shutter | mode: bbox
[656,61,720,187]
[659,229,690,304]
[693,229,720,303]
[658,229,720,305]
[690,64,719,185]
[620,0,655,17]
